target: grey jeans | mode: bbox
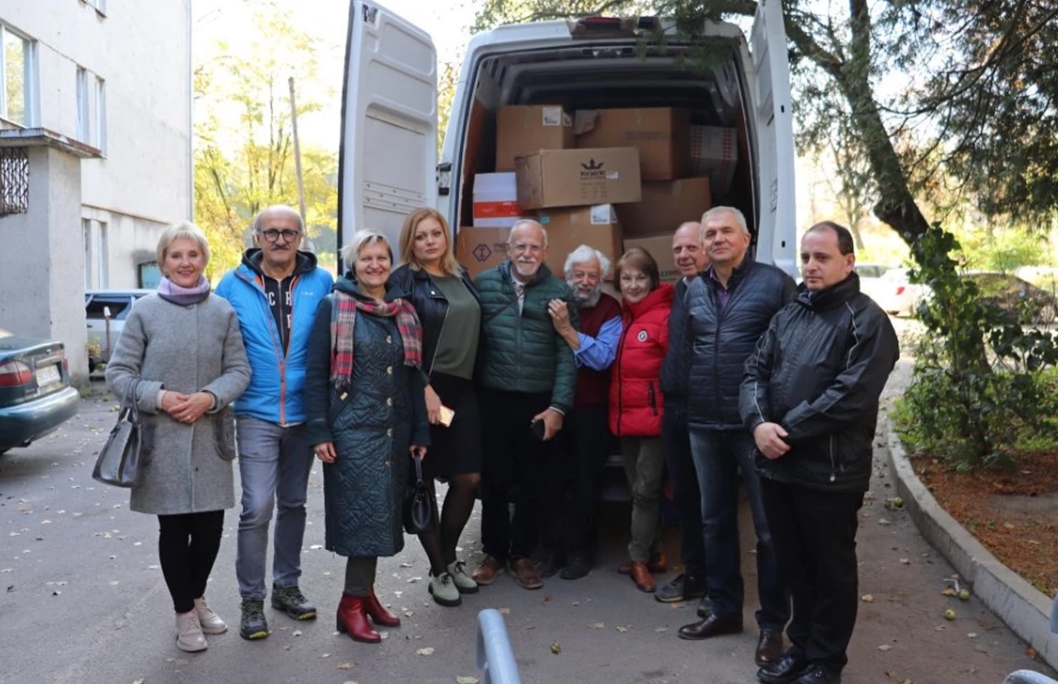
[620,436,666,563]
[235,416,314,600]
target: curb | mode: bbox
[886,419,1058,669]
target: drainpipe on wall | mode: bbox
[187,0,195,221]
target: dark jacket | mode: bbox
[686,260,797,429]
[740,274,900,493]
[473,260,579,413]
[388,263,481,377]
[303,276,429,557]
[660,277,694,407]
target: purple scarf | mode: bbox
[157,276,211,306]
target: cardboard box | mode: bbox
[537,205,624,276]
[472,173,528,228]
[495,105,575,172]
[623,233,682,284]
[575,108,690,180]
[621,176,712,237]
[515,147,642,210]
[690,126,738,197]
[456,226,509,279]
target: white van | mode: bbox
[338,0,797,274]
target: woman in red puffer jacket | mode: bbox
[609,247,674,594]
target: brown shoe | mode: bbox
[471,556,504,586]
[616,551,668,575]
[755,629,784,667]
[629,561,657,592]
[509,557,543,590]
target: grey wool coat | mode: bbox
[105,293,251,515]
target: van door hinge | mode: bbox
[437,161,452,196]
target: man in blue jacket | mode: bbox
[215,205,333,640]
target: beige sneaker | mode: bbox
[175,610,208,652]
[193,597,227,635]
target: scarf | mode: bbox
[330,290,422,393]
[157,276,211,305]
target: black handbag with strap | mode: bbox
[403,453,437,534]
[91,379,142,488]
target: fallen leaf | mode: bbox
[1026,648,1037,658]
[655,627,668,633]
[878,518,891,526]
[616,625,629,633]
[589,622,605,630]
[550,641,561,654]
[132,679,145,684]
[309,544,323,550]
[967,633,978,639]
[941,588,957,597]
[417,647,435,656]
[337,662,354,670]
[408,577,422,584]
[498,607,510,615]
[293,630,302,637]
[878,644,892,652]
[861,594,874,603]
[456,677,480,684]
[899,558,910,565]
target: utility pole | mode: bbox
[288,76,307,226]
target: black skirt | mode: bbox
[422,373,482,480]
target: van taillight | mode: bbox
[896,286,906,295]
[0,360,33,387]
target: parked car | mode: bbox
[961,272,1058,325]
[873,268,929,317]
[85,289,152,368]
[855,263,893,303]
[0,326,80,454]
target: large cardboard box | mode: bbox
[537,205,624,276]
[456,226,509,279]
[515,147,642,210]
[575,108,691,180]
[623,233,682,284]
[621,176,712,237]
[690,126,738,197]
[472,173,528,228]
[495,105,575,172]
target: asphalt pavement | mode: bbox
[0,368,1054,684]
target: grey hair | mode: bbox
[253,205,304,234]
[157,222,211,269]
[564,244,611,279]
[702,206,749,235]
[508,219,549,247]
[676,221,705,244]
[341,229,393,272]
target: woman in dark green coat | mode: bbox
[304,229,430,644]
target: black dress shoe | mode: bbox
[755,630,784,667]
[789,664,841,684]
[757,651,808,684]
[677,613,743,640]
[696,595,711,618]
[536,553,564,579]
[560,554,591,580]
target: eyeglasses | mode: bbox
[259,229,301,243]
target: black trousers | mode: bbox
[157,510,225,614]
[479,388,553,561]
[544,403,613,558]
[760,477,864,671]
[660,403,706,576]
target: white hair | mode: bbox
[564,244,611,279]
[508,219,549,247]
[702,206,749,235]
[341,229,392,271]
[253,204,304,233]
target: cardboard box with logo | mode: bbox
[575,108,691,180]
[623,233,682,284]
[621,176,712,237]
[456,226,510,279]
[495,105,575,172]
[537,204,624,276]
[515,147,642,210]
[690,126,738,197]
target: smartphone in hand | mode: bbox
[530,419,546,441]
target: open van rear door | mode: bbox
[338,1,437,256]
[749,0,797,276]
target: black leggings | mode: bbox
[157,511,225,614]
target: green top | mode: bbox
[431,274,481,380]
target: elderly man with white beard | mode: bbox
[471,220,580,590]
[536,245,623,580]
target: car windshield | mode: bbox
[86,297,132,319]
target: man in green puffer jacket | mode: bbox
[471,219,579,592]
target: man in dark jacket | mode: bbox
[656,221,710,605]
[471,220,579,591]
[680,207,796,670]
[741,221,899,684]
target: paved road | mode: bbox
[0,366,1053,684]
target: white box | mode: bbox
[473,173,527,228]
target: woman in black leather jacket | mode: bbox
[389,207,483,608]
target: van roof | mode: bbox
[468,16,745,53]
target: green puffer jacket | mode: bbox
[474,260,579,413]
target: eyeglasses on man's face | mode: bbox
[259,229,301,243]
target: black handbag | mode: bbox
[92,380,142,488]
[403,453,437,534]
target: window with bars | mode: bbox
[0,147,29,216]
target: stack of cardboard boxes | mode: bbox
[458,105,732,283]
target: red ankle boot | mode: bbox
[336,593,380,643]
[362,587,401,627]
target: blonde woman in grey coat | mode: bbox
[106,223,251,653]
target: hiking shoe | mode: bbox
[447,560,479,594]
[656,573,707,603]
[271,584,317,620]
[239,598,269,640]
[428,572,462,607]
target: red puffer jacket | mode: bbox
[609,283,674,437]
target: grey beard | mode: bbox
[574,288,602,309]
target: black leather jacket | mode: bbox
[388,263,481,377]
[740,274,900,493]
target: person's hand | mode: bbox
[169,392,212,424]
[753,422,791,460]
[531,407,564,441]
[547,299,572,332]
[410,445,428,460]
[424,384,442,425]
[160,391,190,414]
[314,442,337,464]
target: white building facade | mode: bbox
[0,0,192,381]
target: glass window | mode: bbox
[1,26,36,126]
[95,77,107,154]
[76,67,90,142]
